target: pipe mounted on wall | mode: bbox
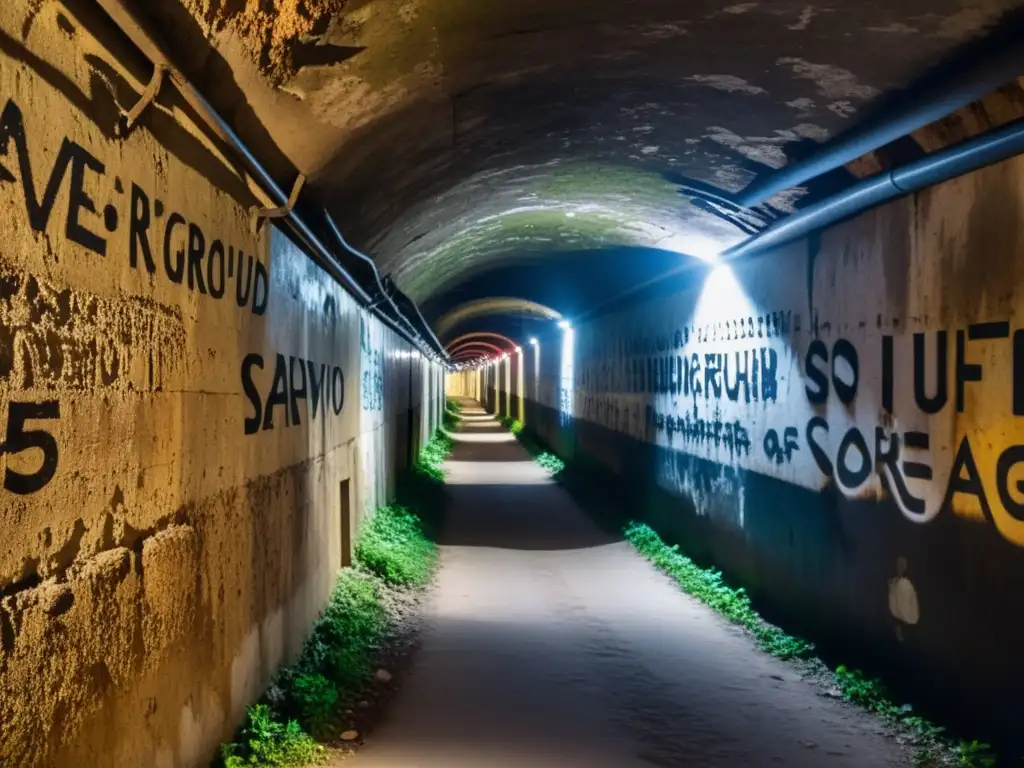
[93,0,448,362]
[579,116,1024,321]
[737,36,1024,207]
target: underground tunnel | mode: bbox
[2,0,1024,765]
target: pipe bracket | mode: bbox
[117,64,165,137]
[250,173,306,235]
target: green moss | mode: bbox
[397,181,674,297]
[443,398,462,432]
[220,706,323,767]
[624,522,813,660]
[503,421,1003,768]
[534,163,682,208]
[356,505,437,587]
[217,428,452,766]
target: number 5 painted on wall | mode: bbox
[0,401,60,494]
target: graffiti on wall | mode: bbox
[0,98,268,314]
[0,93,274,490]
[359,316,385,412]
[576,298,1024,546]
[240,351,345,434]
[803,326,1024,540]
[0,400,59,494]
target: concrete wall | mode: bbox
[519,152,1024,747]
[0,3,443,765]
[444,370,480,400]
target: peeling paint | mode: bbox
[688,74,767,96]
[703,126,793,170]
[827,100,858,118]
[785,97,817,118]
[722,3,759,15]
[776,57,880,102]
[787,6,818,31]
[867,22,919,34]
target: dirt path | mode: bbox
[347,401,908,767]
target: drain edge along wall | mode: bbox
[0,4,442,766]
[523,152,1024,747]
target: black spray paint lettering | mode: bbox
[881,322,1024,415]
[805,397,1024,526]
[0,400,60,494]
[634,348,777,402]
[0,96,268,315]
[804,338,858,405]
[874,427,1024,526]
[138,189,268,315]
[619,311,796,357]
[646,405,752,459]
[362,348,384,411]
[763,427,799,465]
[0,99,107,256]
[241,352,344,435]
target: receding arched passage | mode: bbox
[434,298,563,340]
[446,340,505,359]
[444,331,520,352]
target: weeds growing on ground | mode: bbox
[499,421,565,475]
[534,451,565,474]
[626,521,999,766]
[220,705,323,767]
[503,421,1002,768]
[217,428,448,767]
[416,431,454,482]
[624,522,813,660]
[443,398,462,432]
[356,505,436,586]
[497,415,525,434]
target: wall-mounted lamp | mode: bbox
[557,320,571,330]
[529,338,538,345]
[515,346,522,354]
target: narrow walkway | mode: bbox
[349,401,906,767]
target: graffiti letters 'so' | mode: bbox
[832,338,859,404]
[805,340,829,404]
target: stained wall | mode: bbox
[515,150,1024,747]
[0,3,442,765]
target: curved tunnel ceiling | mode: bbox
[444,332,520,352]
[435,298,563,340]
[448,342,505,361]
[448,341,503,355]
[151,0,1024,324]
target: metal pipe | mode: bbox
[725,117,1024,260]
[736,39,1024,207]
[579,117,1024,321]
[94,0,448,361]
[323,213,447,357]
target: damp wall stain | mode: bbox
[496,149,1024,751]
[0,3,446,766]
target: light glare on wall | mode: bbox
[659,232,723,263]
[559,325,575,426]
[529,338,538,345]
[694,263,755,324]
[558,319,571,330]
